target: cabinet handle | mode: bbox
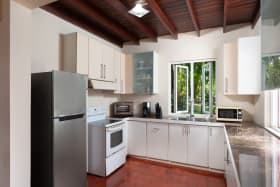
[225,149,230,164]
[104,64,106,79]
[152,128,160,133]
[188,127,190,135]
[100,64,103,79]
[225,77,228,93]
[210,128,212,136]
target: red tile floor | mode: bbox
[87,157,226,187]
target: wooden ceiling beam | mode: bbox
[252,1,260,29]
[42,6,123,47]
[185,0,200,36]
[146,0,178,39]
[223,0,228,33]
[68,0,139,43]
[104,0,157,41]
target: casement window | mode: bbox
[170,61,216,115]
[262,54,280,130]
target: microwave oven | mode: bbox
[216,107,243,122]
[112,102,133,117]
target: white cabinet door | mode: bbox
[76,33,89,75]
[168,124,187,163]
[114,50,121,93]
[89,38,103,80]
[102,44,115,82]
[223,42,237,95]
[147,122,168,160]
[127,121,146,157]
[237,36,261,95]
[63,32,89,75]
[187,125,209,167]
[209,127,225,170]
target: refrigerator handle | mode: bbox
[54,113,85,121]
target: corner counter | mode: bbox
[226,123,280,187]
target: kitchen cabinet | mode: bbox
[132,51,158,94]
[168,124,187,163]
[102,44,115,82]
[147,122,168,160]
[209,127,225,170]
[187,125,209,167]
[224,42,237,95]
[89,38,102,80]
[223,36,261,95]
[127,121,147,157]
[88,38,115,82]
[62,32,89,75]
[114,52,133,94]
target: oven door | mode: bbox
[106,122,125,157]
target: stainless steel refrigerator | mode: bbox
[31,71,87,187]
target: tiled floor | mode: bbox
[88,157,226,187]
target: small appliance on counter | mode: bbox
[155,102,162,119]
[142,102,151,117]
[112,101,134,117]
[216,106,243,122]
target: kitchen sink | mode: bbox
[168,117,210,122]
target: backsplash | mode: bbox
[87,89,120,116]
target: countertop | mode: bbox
[111,116,226,127]
[226,123,280,187]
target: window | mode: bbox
[264,89,280,130]
[262,54,280,131]
[262,54,280,90]
[170,61,216,115]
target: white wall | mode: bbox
[31,9,121,113]
[0,0,11,186]
[122,21,260,121]
[10,2,32,187]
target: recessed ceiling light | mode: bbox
[128,0,150,18]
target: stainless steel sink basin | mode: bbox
[168,117,210,122]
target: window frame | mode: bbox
[168,59,216,116]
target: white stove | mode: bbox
[87,106,126,177]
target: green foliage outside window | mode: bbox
[171,61,216,114]
[262,55,280,90]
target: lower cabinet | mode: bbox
[127,121,147,157]
[209,127,225,170]
[127,120,226,171]
[147,122,168,160]
[169,124,187,163]
[187,125,209,167]
[225,146,240,187]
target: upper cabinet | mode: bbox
[223,36,261,95]
[132,52,158,94]
[62,32,89,75]
[88,38,115,83]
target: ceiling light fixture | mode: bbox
[128,0,150,18]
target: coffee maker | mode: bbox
[142,102,151,117]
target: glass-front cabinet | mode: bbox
[132,52,158,94]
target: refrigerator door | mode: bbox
[52,71,87,118]
[53,117,87,187]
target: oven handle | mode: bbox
[106,124,124,132]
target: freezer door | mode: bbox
[53,117,87,187]
[53,71,87,118]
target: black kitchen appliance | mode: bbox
[155,102,162,119]
[142,102,151,117]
